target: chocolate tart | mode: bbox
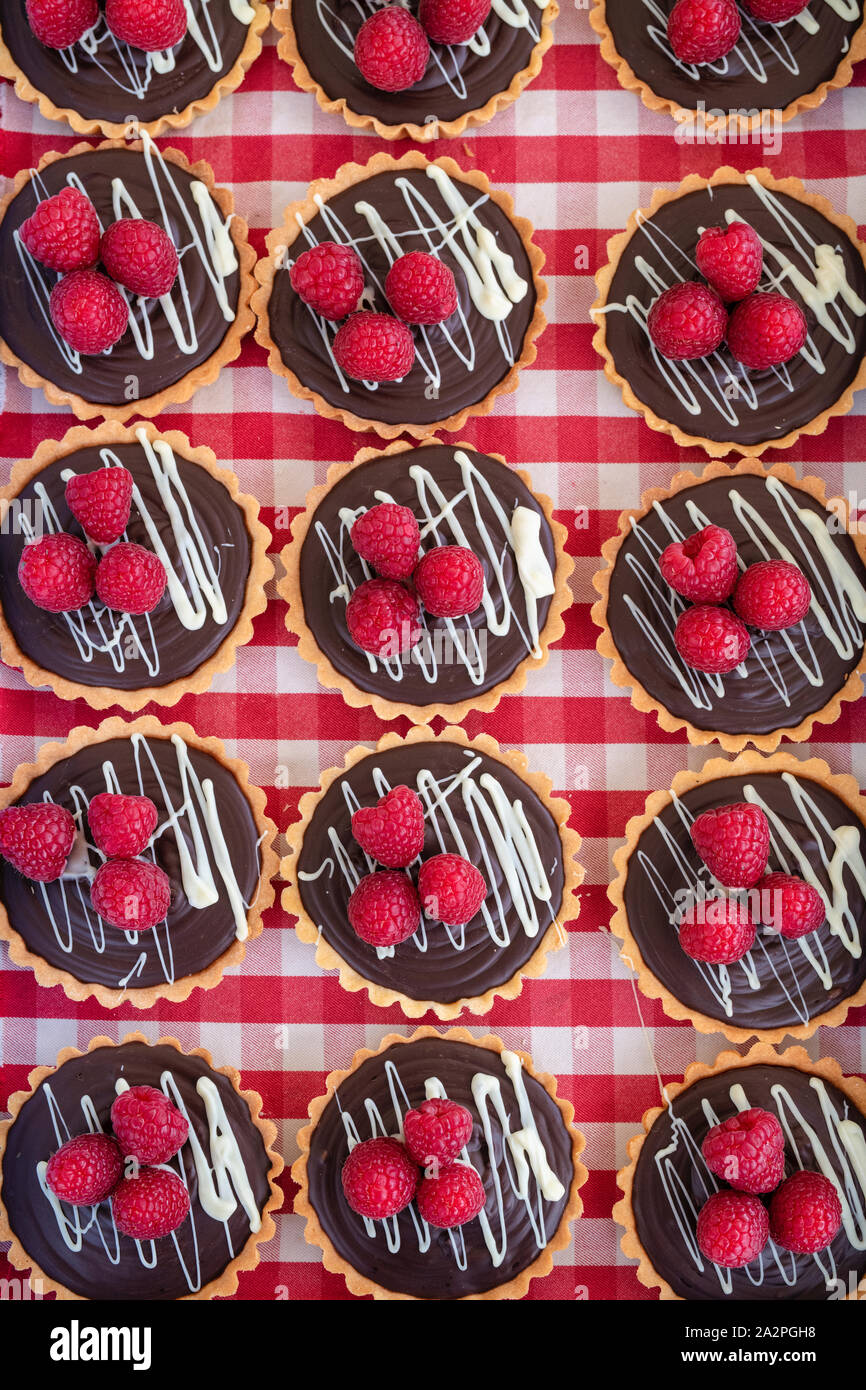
[610,750,866,1042]
[614,1043,866,1301]
[293,1027,586,1300]
[591,459,866,750]
[591,167,866,457]
[0,1034,283,1301]
[279,438,572,722]
[0,0,270,139]
[0,421,273,710]
[0,717,279,1009]
[274,0,558,142]
[0,135,255,422]
[282,726,583,1018]
[252,151,547,439]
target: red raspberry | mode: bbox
[417,853,486,926]
[45,1133,123,1206]
[49,270,129,355]
[105,0,187,51]
[90,857,171,931]
[404,1098,474,1168]
[110,1085,189,1165]
[289,241,364,321]
[351,502,421,581]
[667,0,741,62]
[702,1107,785,1195]
[111,1167,190,1240]
[87,792,159,859]
[416,1163,486,1229]
[674,604,750,674]
[733,559,811,632]
[743,0,808,20]
[351,785,426,868]
[659,524,738,603]
[727,291,808,370]
[690,802,770,889]
[769,1170,842,1255]
[0,803,76,883]
[414,546,485,619]
[65,465,133,544]
[696,1190,769,1269]
[347,870,420,948]
[647,281,727,361]
[25,0,98,49]
[418,0,492,44]
[341,1137,418,1220]
[100,218,178,299]
[333,311,415,383]
[354,6,429,92]
[678,896,756,965]
[385,252,458,326]
[757,872,826,940]
[18,532,96,613]
[96,541,167,615]
[19,187,100,273]
[345,578,422,657]
[696,222,764,303]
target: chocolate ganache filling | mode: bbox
[295,740,566,1005]
[306,1036,575,1297]
[631,1062,866,1300]
[623,770,866,1033]
[267,167,537,427]
[605,473,866,736]
[1,1041,274,1300]
[0,435,252,692]
[0,734,262,991]
[601,179,866,449]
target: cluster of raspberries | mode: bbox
[666,0,810,67]
[25,0,189,56]
[352,0,493,95]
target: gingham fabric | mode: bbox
[1,3,864,1302]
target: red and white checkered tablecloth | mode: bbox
[1,2,864,1302]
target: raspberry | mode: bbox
[110,1085,189,1165]
[345,578,422,657]
[696,1190,769,1269]
[25,0,98,49]
[678,896,756,965]
[404,1098,474,1168]
[667,0,741,63]
[354,6,429,92]
[769,1170,843,1255]
[289,241,364,321]
[674,604,750,674]
[690,802,770,889]
[743,0,808,20]
[105,0,187,51]
[647,281,727,361]
[18,532,96,613]
[416,1164,486,1229]
[0,802,76,883]
[696,222,764,303]
[733,559,811,631]
[19,187,100,273]
[90,857,171,931]
[49,270,129,355]
[100,218,178,299]
[87,792,159,859]
[417,853,486,926]
[96,541,167,615]
[351,785,426,868]
[418,0,492,44]
[351,502,421,581]
[347,870,421,948]
[702,1107,785,1195]
[65,465,133,544]
[111,1167,190,1240]
[333,311,415,383]
[45,1134,123,1206]
[385,252,458,326]
[659,524,738,603]
[757,872,826,940]
[414,546,485,619]
[727,291,808,369]
[341,1137,418,1220]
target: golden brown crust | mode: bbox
[590,456,866,751]
[292,1025,587,1300]
[0,716,279,1010]
[280,724,583,1018]
[590,166,866,459]
[0,140,256,422]
[251,151,547,440]
[0,420,273,710]
[613,1041,866,1301]
[0,1032,284,1301]
[273,0,559,143]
